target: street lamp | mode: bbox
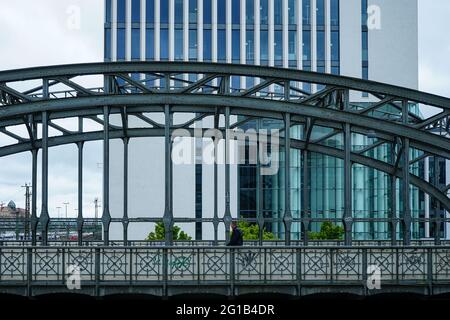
[63,202,69,240]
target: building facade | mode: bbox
[104,0,445,241]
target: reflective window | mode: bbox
[274,0,282,25]
[204,29,212,61]
[260,30,268,62]
[146,0,154,24]
[246,0,254,25]
[317,30,325,61]
[105,28,111,60]
[189,0,197,23]
[302,66,311,93]
[175,0,183,24]
[232,0,240,24]
[316,0,325,26]
[331,66,340,75]
[132,0,140,23]
[246,30,254,61]
[175,29,183,60]
[218,0,226,24]
[189,29,197,59]
[288,0,296,25]
[204,0,212,24]
[331,31,339,62]
[160,28,169,60]
[362,31,368,61]
[317,66,325,89]
[274,30,283,62]
[132,28,140,60]
[362,0,368,26]
[362,66,368,79]
[160,0,169,24]
[302,30,311,61]
[117,28,125,60]
[105,0,112,23]
[146,28,154,59]
[218,29,226,60]
[232,76,241,90]
[331,0,340,26]
[232,30,240,61]
[302,0,311,26]
[288,31,297,61]
[117,0,126,23]
[260,0,268,25]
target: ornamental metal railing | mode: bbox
[0,246,449,296]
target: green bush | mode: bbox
[309,221,344,240]
[145,221,192,241]
[237,221,276,240]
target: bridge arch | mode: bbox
[0,62,449,246]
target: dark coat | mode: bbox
[227,227,243,246]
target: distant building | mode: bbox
[0,201,26,219]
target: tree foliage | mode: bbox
[145,222,192,241]
[309,221,344,240]
[237,221,276,240]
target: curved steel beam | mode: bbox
[1,94,448,158]
[0,62,449,109]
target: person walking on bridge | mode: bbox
[227,221,243,246]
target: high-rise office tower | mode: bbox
[104,0,439,242]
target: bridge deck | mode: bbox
[0,245,449,297]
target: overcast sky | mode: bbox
[0,0,449,217]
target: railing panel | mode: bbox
[0,247,27,281]
[65,248,95,282]
[235,248,264,281]
[301,248,332,281]
[398,249,427,281]
[199,248,229,281]
[168,248,197,281]
[266,249,296,281]
[334,249,363,281]
[100,248,129,281]
[133,248,162,281]
[433,248,450,281]
[367,248,397,282]
[33,248,63,281]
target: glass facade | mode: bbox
[104,0,427,241]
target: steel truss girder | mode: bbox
[0,62,448,110]
[1,94,448,158]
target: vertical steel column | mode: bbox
[123,136,129,244]
[102,104,112,245]
[122,106,129,244]
[163,104,174,245]
[402,100,411,245]
[224,106,232,242]
[433,156,441,245]
[390,143,397,245]
[343,90,353,246]
[302,124,310,245]
[284,113,292,245]
[40,79,50,246]
[31,118,38,246]
[343,122,353,246]
[77,117,84,246]
[256,119,264,245]
[213,111,220,245]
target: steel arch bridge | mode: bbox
[0,62,449,246]
[0,62,450,297]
